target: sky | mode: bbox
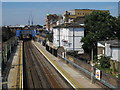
[2,2,119,26]
[1,0,120,2]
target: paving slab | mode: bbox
[33,41,102,88]
[7,41,23,88]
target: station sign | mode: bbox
[95,69,101,80]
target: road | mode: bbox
[23,39,73,89]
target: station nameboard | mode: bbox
[95,69,101,80]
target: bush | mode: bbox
[94,56,111,69]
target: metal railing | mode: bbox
[58,54,117,88]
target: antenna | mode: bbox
[30,11,34,26]
[28,17,30,26]
[28,12,31,25]
[31,15,34,26]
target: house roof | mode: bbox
[53,23,84,28]
[97,43,105,47]
[98,40,120,48]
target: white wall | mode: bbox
[105,43,111,57]
[98,42,120,62]
[69,10,75,15]
[111,48,120,62]
[53,27,84,53]
[53,28,59,46]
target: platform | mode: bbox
[7,41,23,89]
[33,41,102,88]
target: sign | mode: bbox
[62,52,65,58]
[95,69,101,80]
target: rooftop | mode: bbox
[98,39,120,48]
[68,9,109,11]
[53,22,84,28]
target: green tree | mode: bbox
[99,56,111,68]
[81,11,118,58]
[114,18,120,40]
[94,56,111,69]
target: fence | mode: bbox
[41,39,120,88]
[46,44,57,57]
[2,36,18,74]
[58,54,120,88]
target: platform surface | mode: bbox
[33,41,102,88]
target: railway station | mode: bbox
[2,25,119,89]
[1,2,120,89]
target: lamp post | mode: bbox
[91,42,96,84]
[58,16,61,47]
[73,22,75,51]
[91,48,94,83]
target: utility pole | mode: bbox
[58,16,61,47]
[31,15,34,26]
[31,20,33,26]
[28,12,31,26]
[91,48,95,84]
[59,26,60,47]
[28,20,30,26]
[73,23,75,51]
[30,11,34,26]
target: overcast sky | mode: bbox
[2,2,119,26]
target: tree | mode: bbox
[114,18,120,40]
[94,56,111,69]
[81,11,118,59]
[99,56,111,68]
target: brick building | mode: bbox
[46,14,59,31]
[63,9,109,24]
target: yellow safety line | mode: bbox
[33,41,84,89]
[13,45,20,88]
[19,41,23,88]
[13,43,20,88]
[14,41,23,88]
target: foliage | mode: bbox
[81,11,119,51]
[36,24,43,28]
[81,32,97,51]
[99,56,111,68]
[94,56,111,69]
[94,56,120,78]
[114,18,120,40]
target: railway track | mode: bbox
[23,39,73,89]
